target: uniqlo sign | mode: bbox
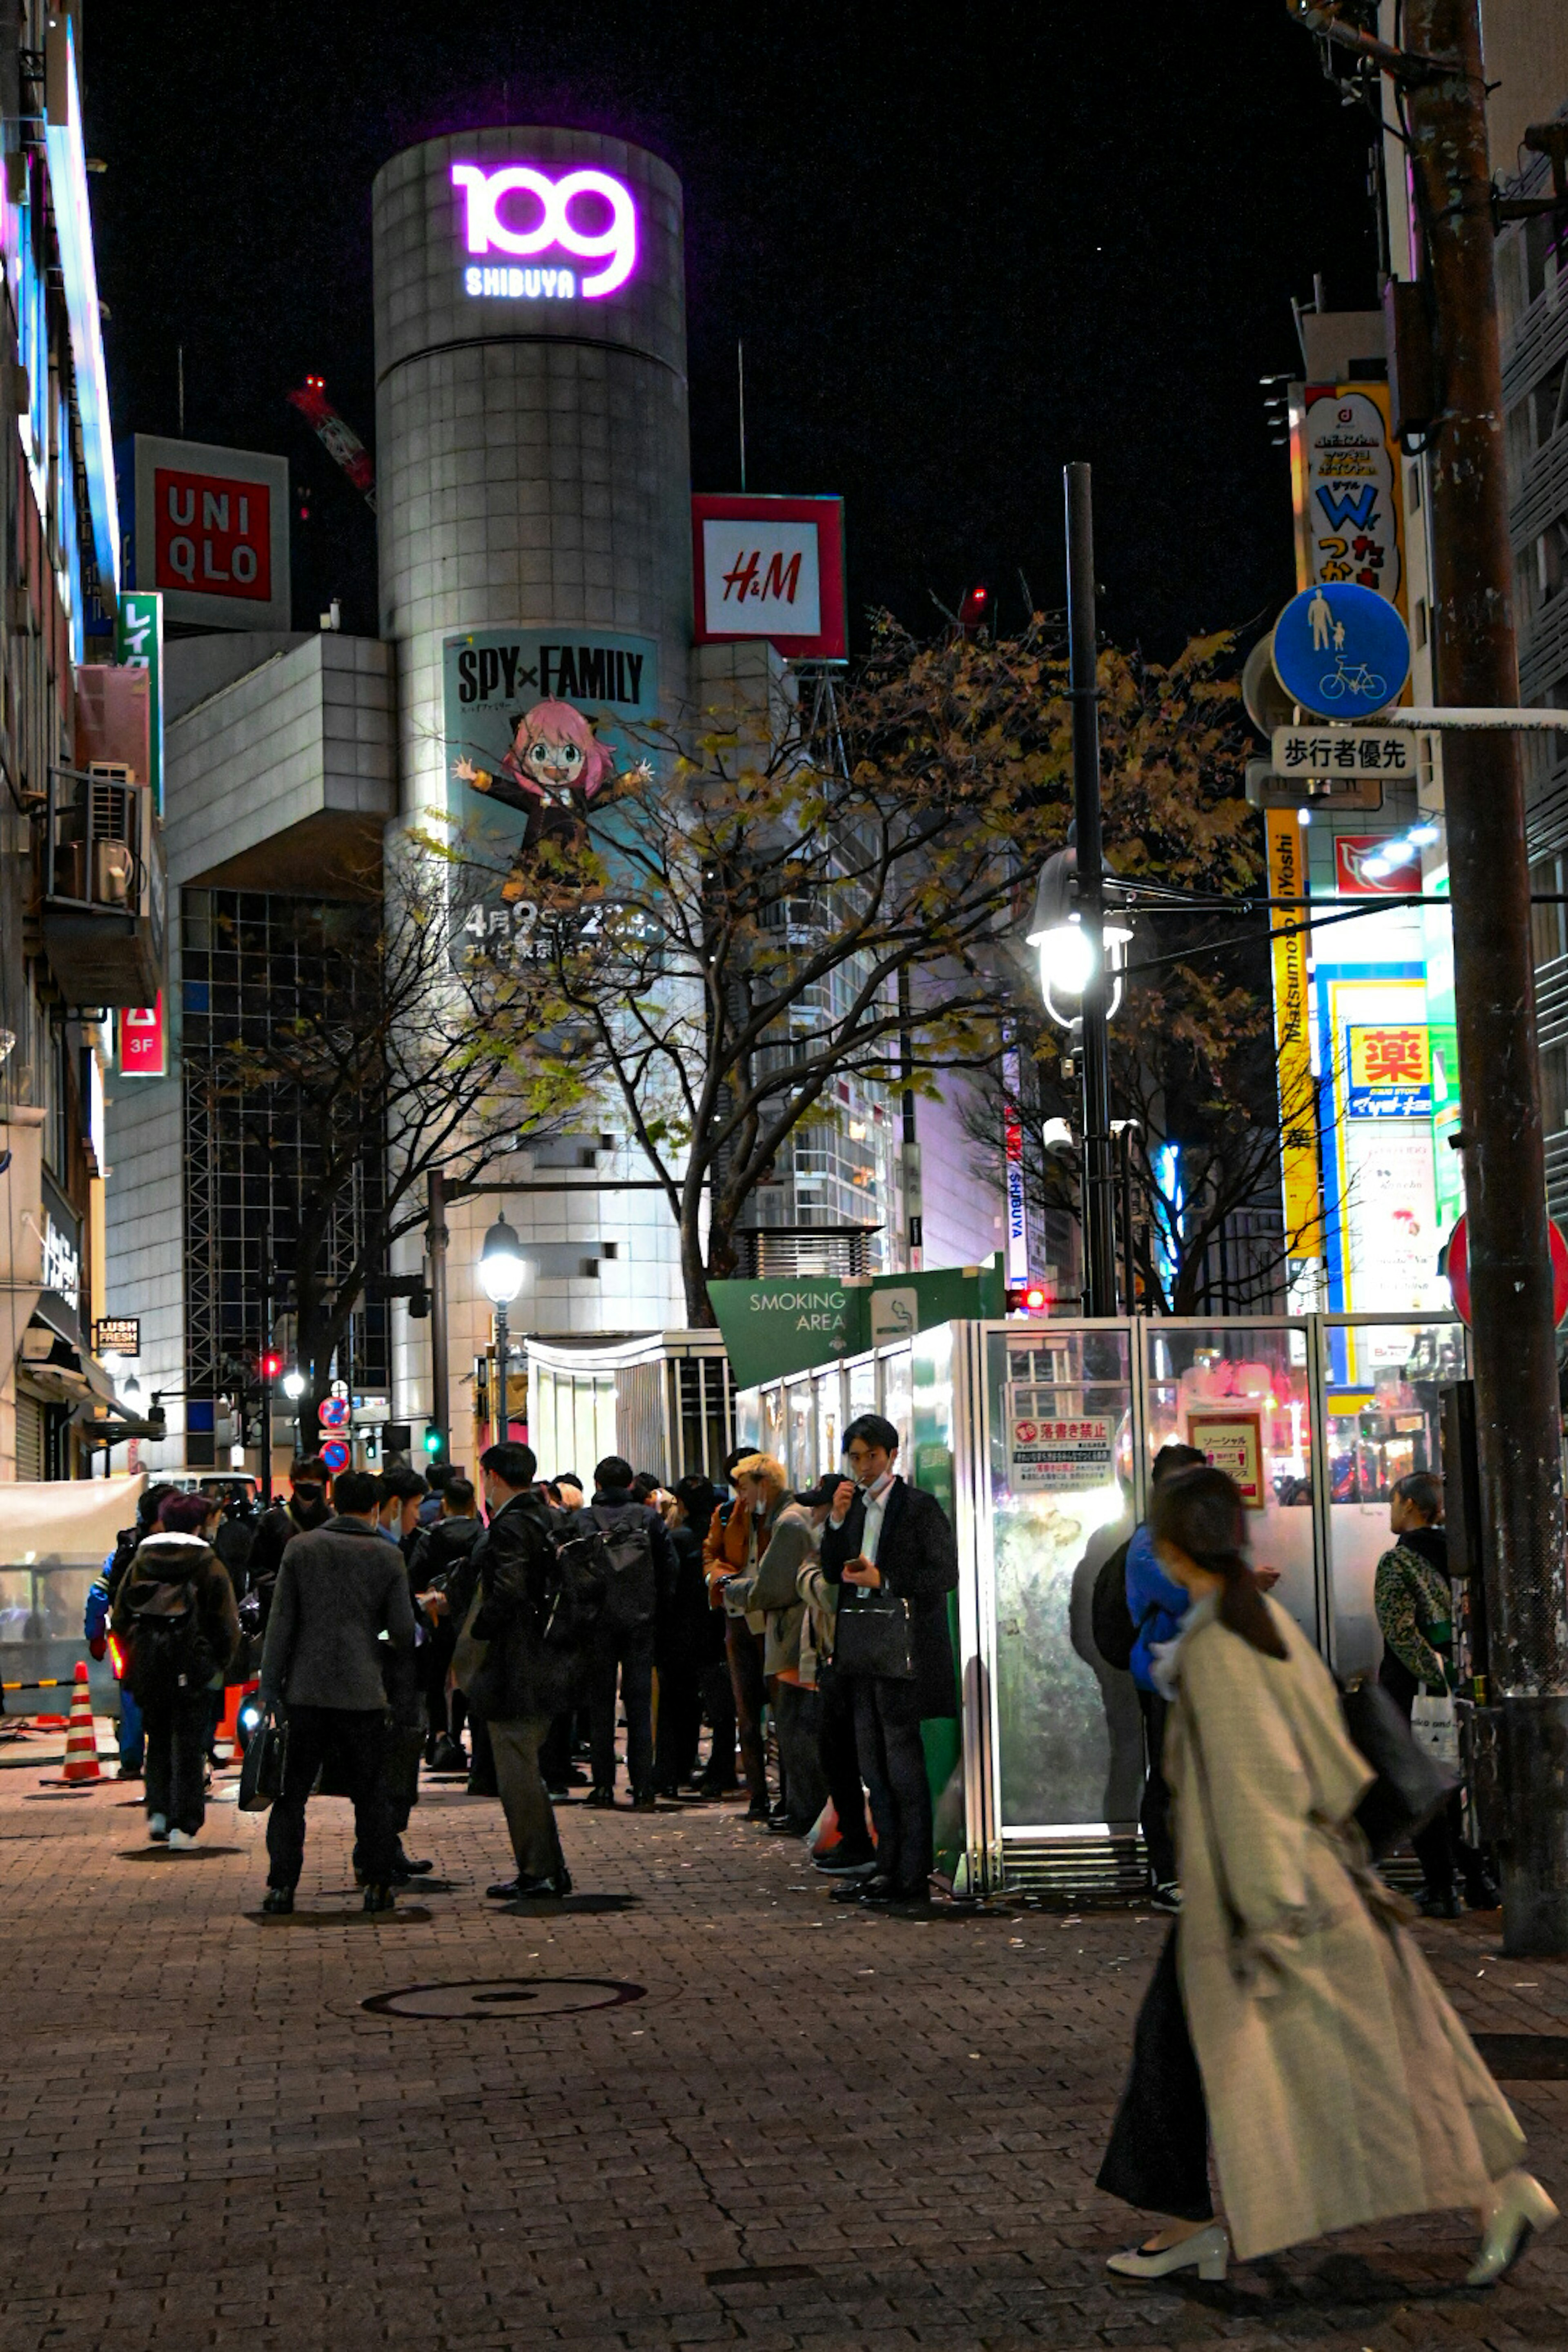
[118,995,166,1079]
[130,435,290,630]
[154,467,271,601]
[692,494,846,660]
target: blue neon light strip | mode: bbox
[43,18,118,596]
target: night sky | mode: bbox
[87,3,1378,661]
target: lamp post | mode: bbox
[1026,844,1133,1315]
[479,1214,526,1448]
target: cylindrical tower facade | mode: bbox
[372,127,693,1417]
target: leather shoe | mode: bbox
[261,1886,294,1915]
[860,1878,928,1906]
[631,1792,658,1813]
[586,1785,616,1809]
[486,1879,521,1900]
[832,1872,892,1903]
[512,1871,570,1898]
[362,1884,396,1914]
[394,1843,434,1876]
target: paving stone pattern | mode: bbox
[2,1737,1568,2349]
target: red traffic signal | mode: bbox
[1006,1281,1051,1316]
[958,584,989,639]
[262,1351,284,1381]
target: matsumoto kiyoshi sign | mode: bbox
[443,626,658,939]
[450,163,637,301]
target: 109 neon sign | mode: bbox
[451,163,637,301]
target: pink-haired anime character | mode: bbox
[453,697,620,831]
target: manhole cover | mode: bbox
[1473,2033,1568,2080]
[362,1976,645,2019]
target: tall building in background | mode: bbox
[101,123,996,1481]
[0,8,147,1482]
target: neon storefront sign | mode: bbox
[450,163,637,299]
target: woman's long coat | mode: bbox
[1166,1595,1523,2261]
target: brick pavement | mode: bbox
[2,1732,1568,2349]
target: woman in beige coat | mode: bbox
[1099,1464,1555,2289]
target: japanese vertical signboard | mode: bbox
[1001,1041,1030,1285]
[1265,811,1323,1295]
[118,994,166,1078]
[116,589,164,812]
[1290,383,1406,620]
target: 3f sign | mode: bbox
[450,164,637,297]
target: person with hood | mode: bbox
[577,1453,675,1811]
[1099,1464,1554,2292]
[112,1490,240,1848]
[247,1457,334,1627]
[88,1480,175,1778]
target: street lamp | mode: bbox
[1025,848,1134,1030]
[479,1215,526,1446]
[281,1368,305,1401]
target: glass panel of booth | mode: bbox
[1142,1322,1321,1649]
[785,1379,814,1485]
[984,1324,1140,1832]
[1319,1314,1466,1679]
[880,1345,913,1461]
[814,1367,841,1474]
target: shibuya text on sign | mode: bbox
[451,163,637,298]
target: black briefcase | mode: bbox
[237,1713,288,1813]
[832,1590,914,1680]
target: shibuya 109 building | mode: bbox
[103,127,995,1480]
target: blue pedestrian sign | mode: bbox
[1271,581,1410,718]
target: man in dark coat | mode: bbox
[819,1412,958,1908]
[408,1474,483,1769]
[257,1468,415,1914]
[468,1441,575,1900]
[248,1457,334,1628]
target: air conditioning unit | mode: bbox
[94,839,134,904]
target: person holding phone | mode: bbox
[818,1413,958,1907]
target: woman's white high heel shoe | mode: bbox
[1467,2171,1559,2287]
[1106,2222,1229,2283]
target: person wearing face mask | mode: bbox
[248,1458,334,1631]
[819,1413,959,1908]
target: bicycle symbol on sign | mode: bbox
[1318,654,1388,706]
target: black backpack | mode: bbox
[125,1577,217,1701]
[1090,1538,1138,1673]
[565,1504,656,1635]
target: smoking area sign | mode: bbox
[1006,1411,1114,1491]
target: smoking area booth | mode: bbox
[734,1310,1467,1899]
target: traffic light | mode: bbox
[261,1350,284,1381]
[958,584,989,639]
[1005,1281,1051,1316]
[422,1426,445,1459]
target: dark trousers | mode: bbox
[142,1686,211,1835]
[490,1713,564,1881]
[653,1647,736,1791]
[1380,1661,1483,1901]
[1098,1924,1214,2222]
[698,1654,739,1788]
[726,1617,770,1806]
[418,1623,457,1745]
[1138,1688,1176,1888]
[589,1621,655,1797]
[850,1673,932,1894]
[820,1667,874,1859]
[265,1704,394,1892]
[773,1680,829,1831]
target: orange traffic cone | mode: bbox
[60,1661,102,1784]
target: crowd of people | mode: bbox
[85,1417,1562,2292]
[88,1411,960,1914]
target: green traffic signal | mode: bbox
[423,1427,444,1456]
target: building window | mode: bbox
[1532,855,1567,969]
[1543,1042,1568,1138]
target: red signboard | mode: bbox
[1446,1211,1568,1328]
[1334,834,1421,895]
[118,994,166,1078]
[692,494,846,660]
[152,466,272,602]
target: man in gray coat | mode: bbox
[258,1468,416,1914]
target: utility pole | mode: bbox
[1065,462,1118,1317]
[427,1169,450,1465]
[1400,0,1568,1952]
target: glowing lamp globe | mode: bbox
[479,1214,526,1306]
